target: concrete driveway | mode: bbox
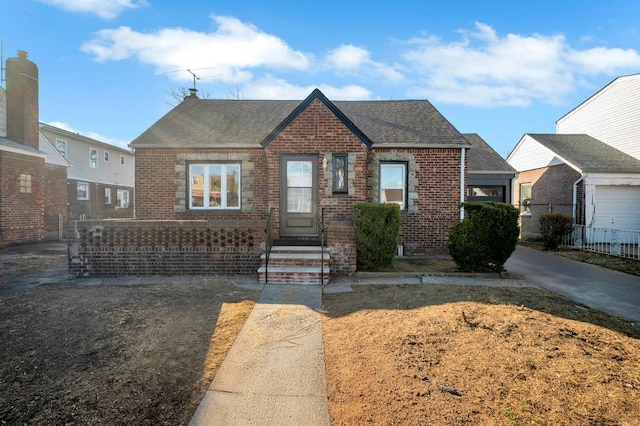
[505,246,640,323]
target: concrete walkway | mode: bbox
[505,246,640,323]
[189,284,330,426]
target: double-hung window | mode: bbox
[55,138,67,158]
[520,183,532,214]
[77,182,89,200]
[189,163,241,210]
[379,162,407,210]
[116,189,130,208]
[89,148,98,168]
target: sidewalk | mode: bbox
[189,284,330,426]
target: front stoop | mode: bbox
[258,246,330,285]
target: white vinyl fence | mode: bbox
[562,224,640,260]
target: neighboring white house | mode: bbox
[557,73,640,160]
[40,123,135,220]
[507,74,640,238]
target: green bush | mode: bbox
[354,203,401,270]
[539,213,573,250]
[448,202,519,273]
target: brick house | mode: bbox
[0,50,69,246]
[507,133,640,238]
[105,88,469,280]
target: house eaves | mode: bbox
[527,133,640,174]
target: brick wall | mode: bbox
[44,164,67,239]
[265,98,370,273]
[0,151,45,246]
[369,148,465,255]
[513,164,581,237]
[69,219,263,276]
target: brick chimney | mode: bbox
[6,50,39,149]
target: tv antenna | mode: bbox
[187,69,200,94]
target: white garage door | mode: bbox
[594,185,640,230]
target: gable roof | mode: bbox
[526,133,640,173]
[261,89,371,148]
[463,133,515,174]
[130,89,470,149]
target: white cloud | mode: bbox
[568,47,640,74]
[37,0,147,19]
[402,22,640,106]
[326,44,404,83]
[81,15,312,85]
[46,121,131,150]
[241,76,371,100]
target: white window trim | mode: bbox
[120,155,125,166]
[104,151,110,162]
[105,187,112,204]
[379,162,407,210]
[189,163,241,210]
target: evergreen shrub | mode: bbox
[354,203,401,270]
[539,213,574,250]
[448,202,519,272]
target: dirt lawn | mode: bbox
[2,245,640,424]
[0,263,259,424]
[323,284,640,425]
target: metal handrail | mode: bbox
[264,207,274,284]
[320,207,326,286]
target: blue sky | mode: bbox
[2,0,640,157]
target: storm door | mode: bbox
[280,156,318,237]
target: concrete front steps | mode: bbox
[258,246,330,285]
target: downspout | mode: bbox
[572,175,584,223]
[459,147,465,220]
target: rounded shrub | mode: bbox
[539,213,574,250]
[448,202,520,273]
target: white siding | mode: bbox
[557,75,640,160]
[506,134,565,172]
[40,126,135,187]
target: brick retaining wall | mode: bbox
[69,219,263,277]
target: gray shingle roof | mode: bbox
[527,133,640,173]
[130,90,470,149]
[463,133,515,173]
